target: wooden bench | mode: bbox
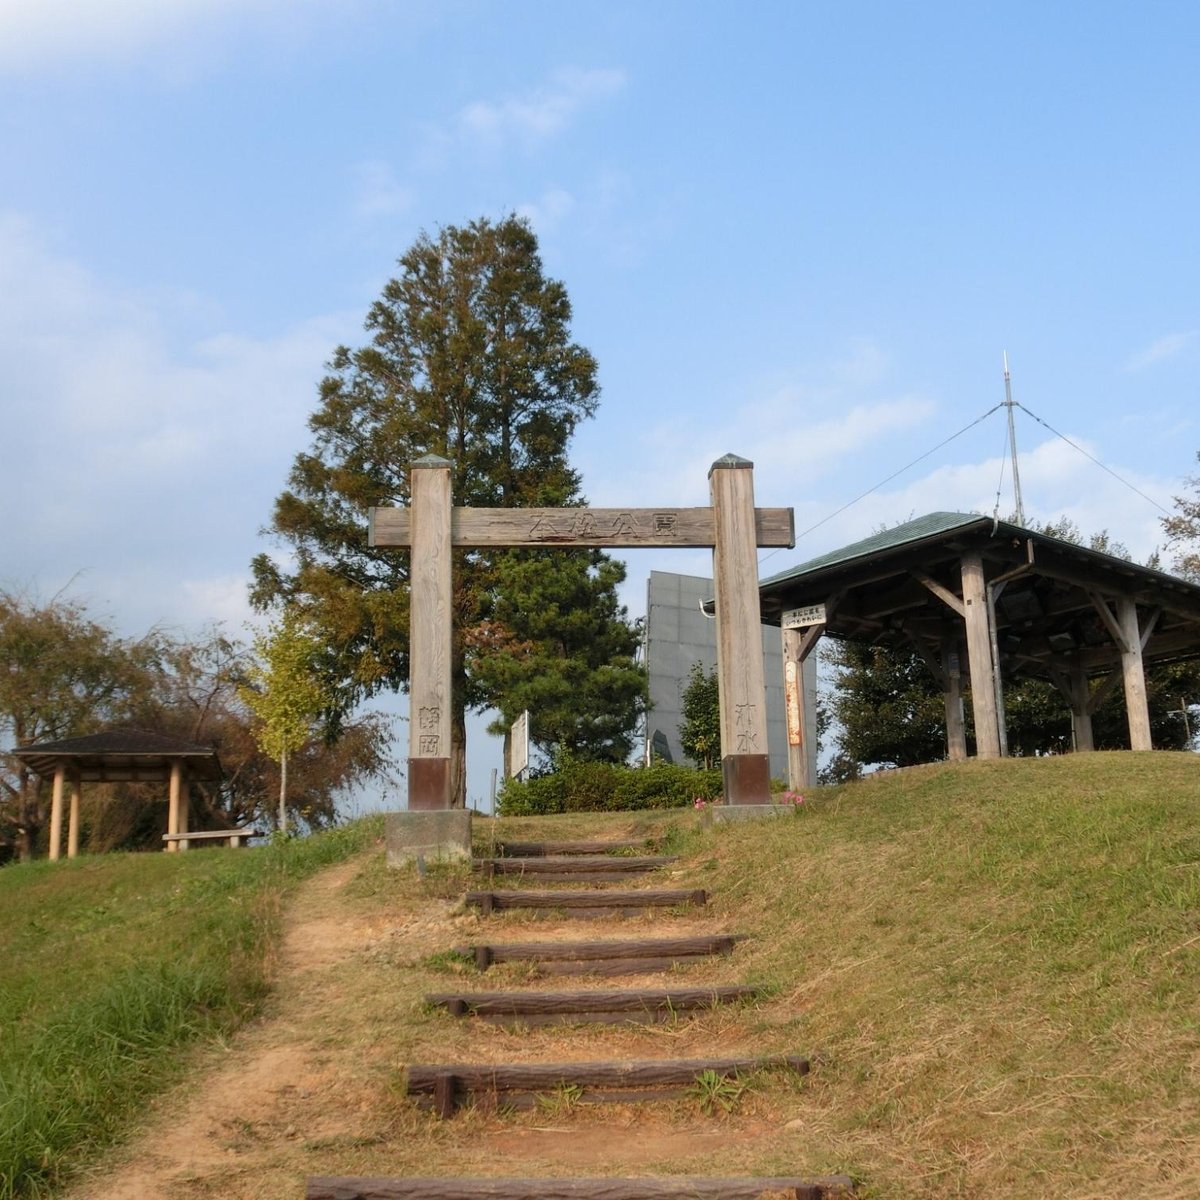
[162,828,261,849]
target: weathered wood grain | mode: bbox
[307,1174,856,1199]
[458,934,742,967]
[475,855,677,875]
[426,985,760,1018]
[710,457,771,803]
[405,1054,809,1095]
[464,888,706,912]
[408,457,452,808]
[494,839,650,857]
[370,505,795,549]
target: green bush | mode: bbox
[497,761,722,815]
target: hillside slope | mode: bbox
[14,752,1200,1199]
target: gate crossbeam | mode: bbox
[370,506,794,549]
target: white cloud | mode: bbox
[0,212,353,637]
[351,160,415,221]
[416,67,627,169]
[786,434,1174,569]
[456,67,626,151]
[0,0,342,76]
[516,188,576,233]
[1125,330,1198,371]
[587,343,937,509]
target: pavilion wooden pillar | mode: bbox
[961,552,1002,759]
[167,758,184,852]
[942,635,967,762]
[1068,660,1096,752]
[67,769,82,859]
[710,455,771,804]
[1117,597,1154,751]
[1089,593,1155,752]
[49,764,66,862]
[408,454,454,810]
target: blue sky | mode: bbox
[2,2,1198,802]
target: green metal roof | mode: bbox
[761,512,987,587]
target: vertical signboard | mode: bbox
[784,659,803,747]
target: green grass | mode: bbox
[476,753,1200,1195]
[682,753,1200,1195]
[6,755,1200,1199]
[0,817,383,1199]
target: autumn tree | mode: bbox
[0,589,157,859]
[0,596,393,858]
[251,215,643,802]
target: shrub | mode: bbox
[497,762,722,815]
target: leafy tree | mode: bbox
[824,640,951,772]
[1163,454,1200,581]
[0,589,157,860]
[678,662,720,769]
[238,610,332,833]
[0,595,393,859]
[251,214,642,803]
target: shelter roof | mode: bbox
[11,730,223,783]
[756,512,1200,681]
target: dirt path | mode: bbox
[63,851,811,1200]
[64,855,422,1200]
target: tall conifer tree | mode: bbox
[251,216,644,802]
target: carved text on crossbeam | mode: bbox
[370,505,795,549]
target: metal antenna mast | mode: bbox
[1003,351,1025,524]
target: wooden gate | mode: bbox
[370,453,794,809]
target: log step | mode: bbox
[464,888,706,917]
[475,855,678,878]
[308,1175,857,1199]
[458,934,744,975]
[426,984,762,1025]
[406,1053,809,1116]
[494,839,651,857]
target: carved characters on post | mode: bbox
[417,705,441,756]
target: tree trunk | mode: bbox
[451,707,467,809]
[279,747,289,834]
[17,768,39,861]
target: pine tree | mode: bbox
[251,216,642,802]
[678,662,720,769]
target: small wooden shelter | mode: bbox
[756,512,1200,764]
[12,730,223,860]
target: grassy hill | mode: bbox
[3,753,1199,1198]
[688,752,1200,1196]
[0,819,382,1200]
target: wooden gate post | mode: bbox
[710,455,771,804]
[408,455,454,809]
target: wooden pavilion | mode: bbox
[756,512,1200,767]
[12,730,223,860]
